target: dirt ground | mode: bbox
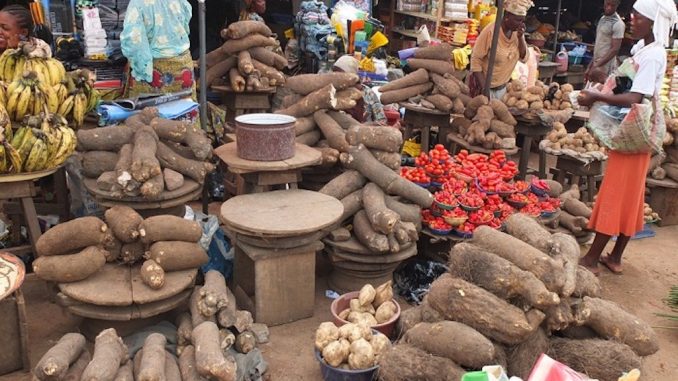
[2,225,677,381]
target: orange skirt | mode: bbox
[588,150,650,236]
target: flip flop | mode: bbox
[599,253,623,274]
[578,260,601,276]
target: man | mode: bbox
[588,0,624,81]
[470,0,533,99]
[332,55,387,124]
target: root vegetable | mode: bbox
[176,312,193,346]
[662,162,678,182]
[353,210,389,253]
[427,274,545,345]
[363,183,400,234]
[452,117,473,135]
[375,301,397,323]
[464,95,489,119]
[448,243,560,308]
[505,213,553,253]
[276,84,336,117]
[164,353,181,381]
[580,296,659,356]
[120,241,145,264]
[340,190,363,221]
[228,68,245,92]
[543,179,563,197]
[559,184,580,200]
[548,338,641,381]
[294,117,315,136]
[140,173,164,198]
[425,94,453,112]
[205,56,237,87]
[647,152,667,174]
[414,44,453,60]
[558,211,588,234]
[104,236,122,262]
[237,50,253,74]
[322,340,345,367]
[397,300,443,335]
[507,328,549,379]
[348,338,375,369]
[346,125,403,153]
[319,170,366,199]
[198,270,229,316]
[543,297,582,332]
[77,125,134,152]
[104,206,143,243]
[385,197,421,227]
[248,47,287,70]
[190,287,217,327]
[157,141,214,184]
[193,322,237,381]
[33,246,107,282]
[184,125,212,161]
[138,334,166,381]
[82,151,119,178]
[138,215,202,244]
[350,298,375,314]
[315,147,340,167]
[234,331,256,354]
[490,119,515,138]
[336,87,363,101]
[550,233,579,297]
[378,68,429,92]
[178,346,207,381]
[373,280,393,308]
[471,226,565,292]
[96,171,118,192]
[328,111,360,129]
[114,144,134,189]
[358,283,376,306]
[328,227,351,241]
[490,99,517,125]
[112,360,133,381]
[36,216,109,256]
[370,333,391,357]
[407,58,455,75]
[219,329,236,350]
[377,344,465,381]
[295,130,321,145]
[221,34,275,55]
[285,73,359,95]
[251,59,284,86]
[573,266,602,297]
[81,328,128,381]
[403,321,495,368]
[131,127,160,183]
[224,21,272,39]
[163,168,184,191]
[314,110,349,152]
[430,73,460,99]
[563,198,592,218]
[147,241,209,271]
[341,144,433,207]
[140,259,165,290]
[150,118,188,143]
[368,150,400,171]
[379,83,433,104]
[34,333,87,381]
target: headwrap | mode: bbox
[333,55,359,74]
[504,0,534,17]
[633,0,678,47]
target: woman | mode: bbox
[121,0,195,100]
[0,5,44,53]
[578,0,677,275]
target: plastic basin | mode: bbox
[314,348,378,381]
[235,113,296,161]
[330,291,401,338]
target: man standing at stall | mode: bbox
[469,0,533,99]
[587,0,625,80]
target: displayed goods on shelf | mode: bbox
[204,21,287,90]
[646,113,678,182]
[540,123,607,160]
[383,225,656,381]
[56,69,101,128]
[502,81,575,117]
[76,107,214,199]
[0,112,76,174]
[455,95,517,149]
[444,0,468,20]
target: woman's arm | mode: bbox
[578,90,644,108]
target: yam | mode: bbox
[346,125,403,153]
[559,325,599,340]
[653,166,667,180]
[130,126,161,183]
[96,171,118,192]
[328,227,351,241]
[64,351,92,381]
[178,346,207,381]
[163,168,184,191]
[224,21,271,39]
[315,147,340,167]
[149,118,188,143]
[548,232,579,297]
[427,274,545,345]
[237,50,253,74]
[285,73,359,95]
[647,152,667,174]
[147,241,209,271]
[81,328,128,381]
[558,211,587,234]
[319,170,366,199]
[295,130,321,145]
[430,73,460,99]
[384,197,421,227]
[563,198,592,218]
[378,68,428,92]
[198,270,229,317]
[407,58,455,75]
[156,141,214,184]
[276,84,336,117]
[190,287,217,327]
[464,95,489,119]
[104,236,122,262]
[448,243,560,308]
[333,97,357,111]
[228,68,245,92]
[176,312,193,346]
[572,266,602,298]
[543,179,563,197]
[377,344,465,381]
[294,116,316,136]
[234,331,256,354]
[362,182,401,234]
[548,338,641,381]
[372,281,393,308]
[328,111,360,129]
[413,43,453,60]
[580,296,659,356]
[353,210,389,253]
[379,82,433,104]
[451,117,473,135]
[104,206,143,243]
[36,216,109,256]
[371,150,401,171]
[248,47,287,70]
[489,99,516,125]
[164,353,181,381]
[507,328,549,380]
[114,144,134,190]
[543,297,580,332]
[82,151,119,178]
[505,213,553,253]
[140,259,165,290]
[220,310,253,333]
[138,333,166,381]
[559,184,581,200]
[33,246,107,282]
[403,321,495,368]
[336,87,363,101]
[34,333,87,381]
[205,56,237,87]
[425,94,453,112]
[139,174,165,197]
[120,241,145,264]
[471,226,565,292]
[663,162,678,182]
[314,110,349,152]
[219,329,236,351]
[340,190,363,221]
[204,48,228,69]
[77,125,134,152]
[452,97,465,114]
[138,215,202,244]
[193,322,237,381]
[341,144,434,207]
[251,59,285,86]
[221,34,275,55]
[489,119,515,138]
[184,125,213,161]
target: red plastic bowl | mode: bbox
[330,291,401,339]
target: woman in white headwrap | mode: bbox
[578,0,677,275]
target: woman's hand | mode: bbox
[577,90,598,107]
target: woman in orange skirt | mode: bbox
[577,0,677,275]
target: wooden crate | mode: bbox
[0,291,29,375]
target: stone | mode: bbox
[163,168,185,191]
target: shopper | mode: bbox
[0,5,50,54]
[121,0,195,99]
[587,0,625,80]
[332,55,386,124]
[578,0,677,275]
[469,0,533,99]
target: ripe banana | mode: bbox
[3,140,21,172]
[58,94,75,117]
[53,126,76,166]
[14,84,32,122]
[15,127,36,162]
[2,53,17,81]
[45,59,66,86]
[53,82,68,102]
[45,125,62,161]
[6,82,24,118]
[0,84,7,107]
[10,125,26,148]
[13,55,25,80]
[73,92,87,127]
[23,137,47,172]
[0,142,6,172]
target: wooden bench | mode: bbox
[646,178,678,226]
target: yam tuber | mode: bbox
[82,151,119,178]
[378,68,429,92]
[234,331,256,354]
[77,125,134,152]
[464,95,489,119]
[345,125,403,153]
[149,118,188,143]
[36,216,109,256]
[131,127,161,183]
[96,171,118,192]
[157,141,214,184]
[104,206,143,243]
[507,329,550,379]
[559,184,581,200]
[147,241,209,271]
[138,333,167,381]
[33,246,107,282]
[140,259,165,290]
[314,110,349,152]
[370,149,401,171]
[184,124,213,161]
[294,116,316,136]
[276,84,336,117]
[295,130,321,146]
[448,243,560,308]
[549,232,580,297]
[34,333,87,381]
[505,213,553,253]
[339,190,363,221]
[221,34,275,55]
[178,346,206,381]
[406,58,455,75]
[138,215,202,244]
[224,21,272,40]
[319,170,366,199]
[190,287,217,327]
[65,351,92,381]
[425,94,453,112]
[314,147,340,167]
[163,168,184,191]
[120,241,145,264]
[328,110,360,129]
[285,72,359,95]
[114,144,134,191]
[563,198,592,218]
[251,59,284,86]
[558,210,588,234]
[489,119,516,138]
[353,210,389,253]
[379,82,433,104]
[198,270,230,317]
[362,183,401,234]
[237,50,253,74]
[248,47,287,70]
[548,338,641,381]
[377,344,465,381]
[228,68,245,92]
[176,313,193,346]
[572,266,602,298]
[164,353,181,381]
[81,328,129,381]
[192,322,237,381]
[413,44,453,61]
[430,73,460,99]
[205,56,237,87]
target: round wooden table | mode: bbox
[401,103,452,153]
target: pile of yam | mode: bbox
[314,320,391,370]
[541,123,607,157]
[32,209,208,289]
[646,118,678,183]
[204,20,287,90]
[379,216,656,381]
[502,81,574,114]
[77,107,215,199]
[537,184,595,244]
[454,95,518,149]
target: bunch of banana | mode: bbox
[59,69,100,128]
[5,71,60,122]
[0,48,66,86]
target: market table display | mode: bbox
[401,103,452,153]
[515,117,552,180]
[212,86,276,121]
[220,189,343,326]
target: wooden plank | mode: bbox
[230,229,328,249]
[237,240,324,261]
[214,142,321,173]
[646,177,678,189]
[253,171,301,186]
[555,156,605,176]
[649,186,678,227]
[446,133,519,155]
[220,190,343,236]
[83,178,201,202]
[20,197,42,254]
[131,268,197,305]
[0,181,34,199]
[327,244,417,264]
[59,264,133,306]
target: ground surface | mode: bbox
[2,225,677,381]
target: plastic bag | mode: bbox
[393,259,448,304]
[528,354,592,381]
[192,210,234,280]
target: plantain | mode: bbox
[72,91,87,127]
[15,127,36,163]
[14,84,32,121]
[45,59,66,86]
[10,125,27,148]
[2,53,17,81]
[13,55,25,80]
[45,125,62,161]
[4,140,21,172]
[0,142,6,172]
[23,137,46,171]
[5,81,24,118]
[52,126,75,166]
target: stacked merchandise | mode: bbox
[81,6,108,59]
[98,0,130,55]
[295,0,334,60]
[397,0,425,12]
[466,19,480,45]
[444,0,468,20]
[664,50,678,105]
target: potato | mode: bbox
[322,340,346,367]
[543,100,551,109]
[561,84,574,93]
[554,90,563,100]
[339,323,363,342]
[516,100,529,110]
[350,298,375,314]
[524,93,542,103]
[339,308,351,320]
[371,333,392,357]
[375,301,397,323]
[339,339,351,361]
[356,323,373,342]
[359,284,376,306]
[530,101,544,110]
[315,322,339,350]
[373,281,394,308]
[348,339,375,369]
[507,97,518,107]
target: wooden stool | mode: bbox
[3,168,70,230]
[552,156,606,202]
[214,142,321,195]
[516,120,552,180]
[212,86,275,121]
[220,190,343,325]
[1,178,43,258]
[646,178,678,227]
[401,103,452,153]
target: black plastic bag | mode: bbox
[393,258,448,305]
